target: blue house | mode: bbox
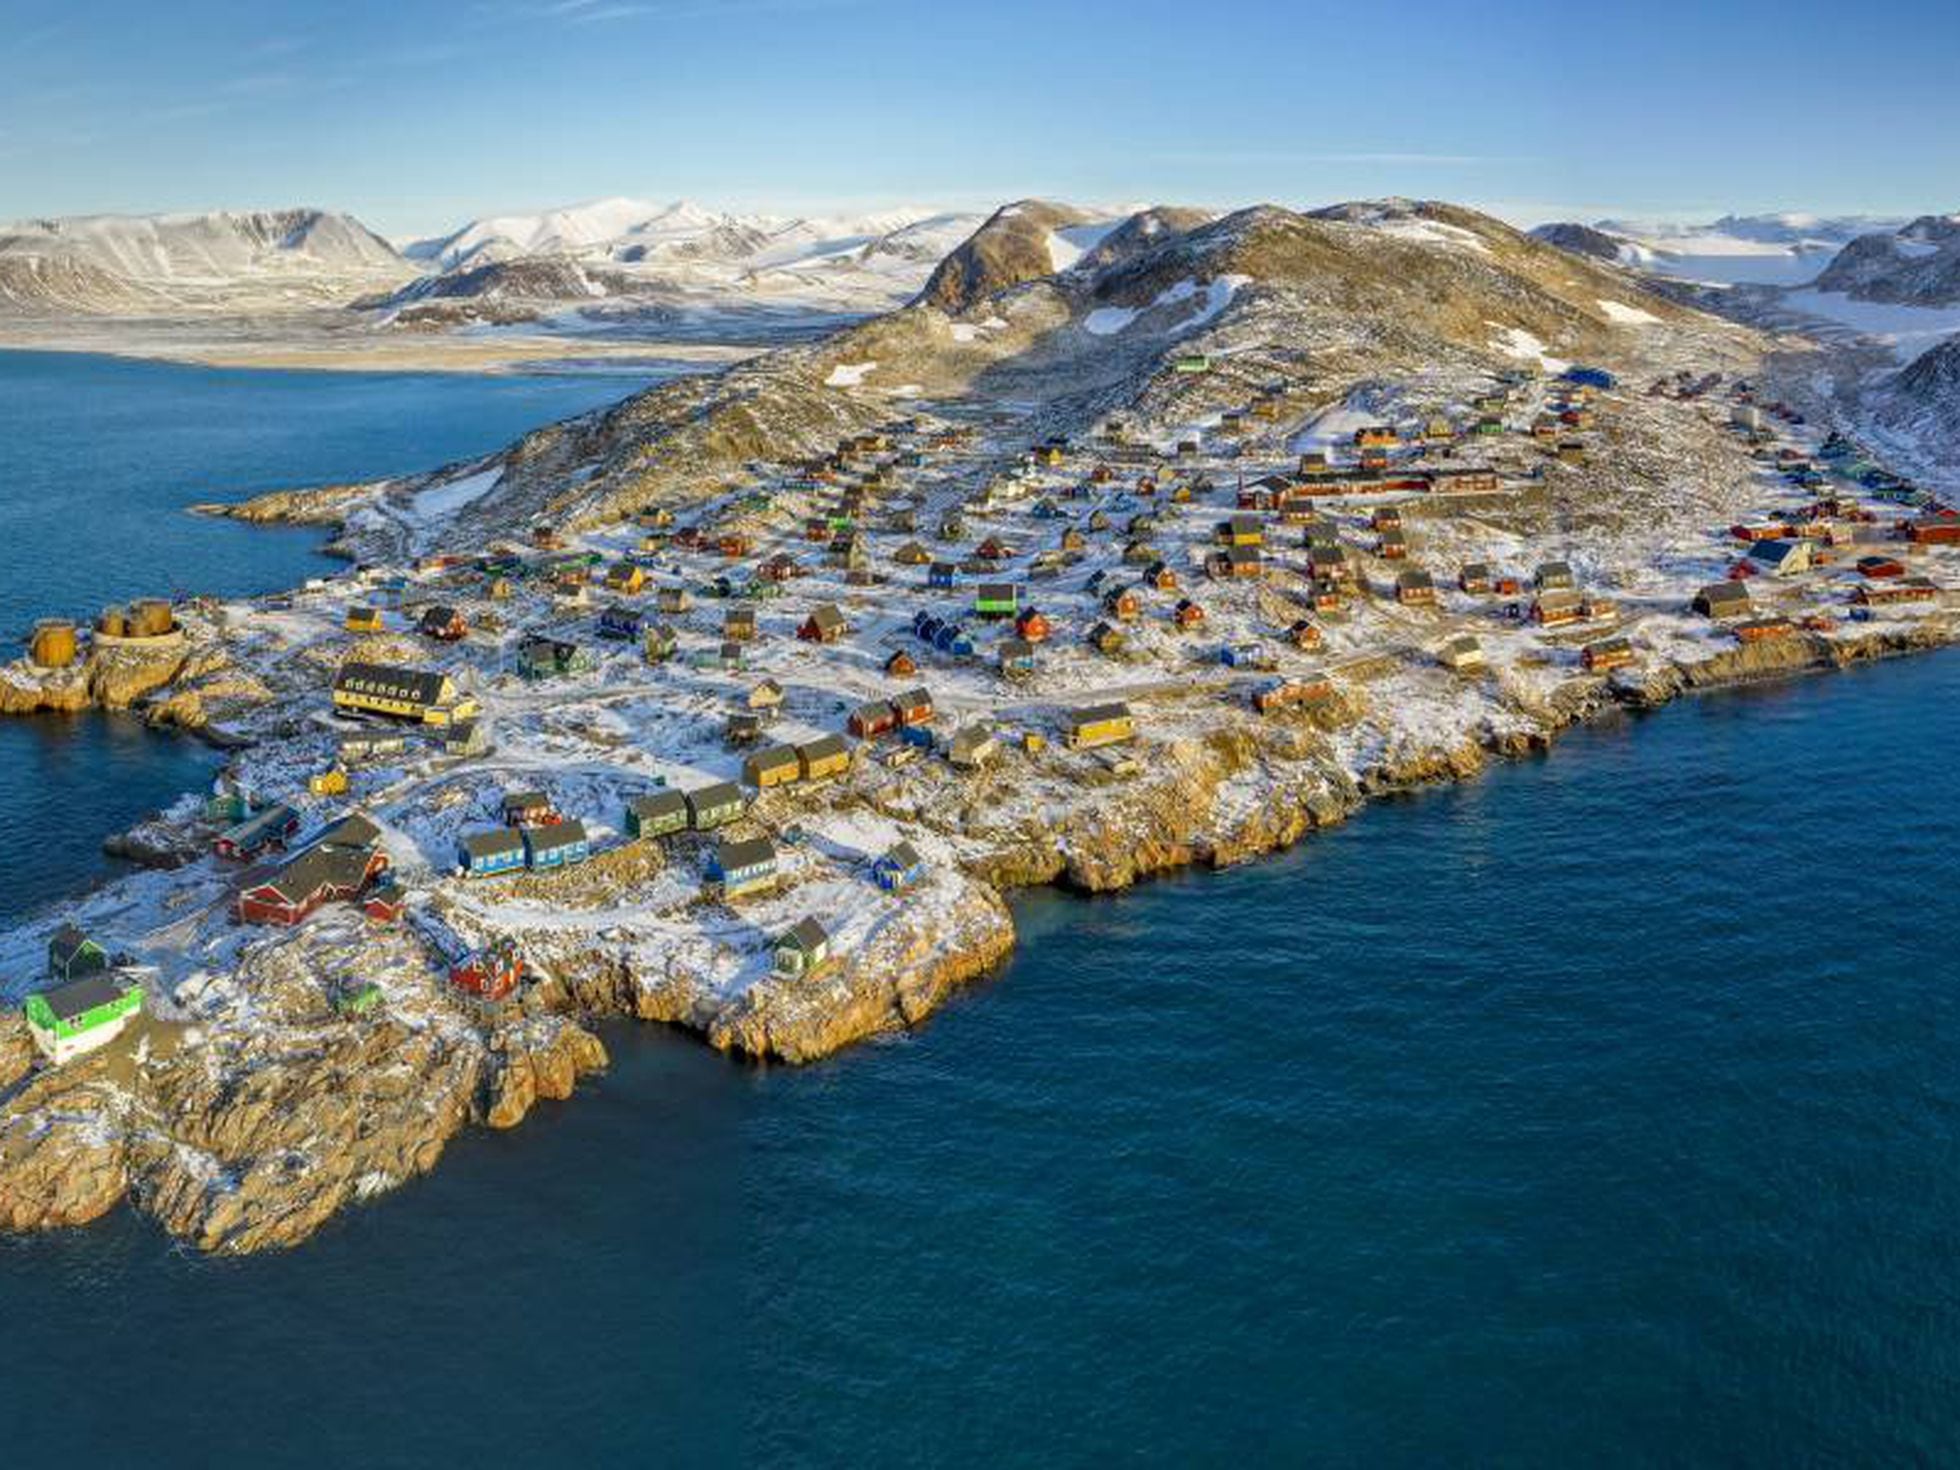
[707,835,779,899]
[523,819,591,870]
[598,605,643,640]
[872,840,927,892]
[458,828,526,877]
[928,562,957,590]
[1561,366,1616,390]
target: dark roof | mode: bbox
[798,733,850,762]
[461,829,526,860]
[779,916,829,953]
[256,844,375,904]
[806,605,846,631]
[37,973,136,1022]
[315,812,382,852]
[749,744,800,770]
[687,781,744,811]
[504,790,550,810]
[716,835,778,871]
[525,820,589,853]
[1072,701,1133,726]
[335,661,447,706]
[629,789,687,817]
[883,840,924,871]
[48,923,96,965]
[896,686,933,708]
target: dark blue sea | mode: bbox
[0,349,657,913]
[4,353,1960,1466]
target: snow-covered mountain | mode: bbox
[377,198,992,328]
[1811,214,1960,305]
[0,207,412,313]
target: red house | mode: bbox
[237,844,388,927]
[892,687,935,726]
[1014,608,1052,643]
[799,605,848,643]
[848,700,899,738]
[451,938,522,1002]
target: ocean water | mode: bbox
[3,355,1959,1465]
[0,349,657,911]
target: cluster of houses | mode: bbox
[236,812,395,927]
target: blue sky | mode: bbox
[3,0,1958,239]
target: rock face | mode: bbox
[190,480,381,527]
[916,200,1094,314]
[1529,221,1630,262]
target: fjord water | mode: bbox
[7,649,1960,1465]
[0,349,653,908]
[3,353,1958,1465]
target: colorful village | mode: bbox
[2,299,1956,1250]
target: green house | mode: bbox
[24,971,145,1065]
[626,788,689,839]
[334,982,385,1018]
[48,924,108,983]
[1172,354,1211,374]
[974,582,1021,619]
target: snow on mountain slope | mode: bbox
[1810,214,1960,306]
[0,207,411,313]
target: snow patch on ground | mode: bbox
[410,466,502,522]
[1597,298,1660,327]
[824,360,878,387]
[1084,275,1250,338]
[1490,326,1570,373]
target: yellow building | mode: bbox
[331,662,478,727]
[1065,702,1136,750]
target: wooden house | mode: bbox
[1253,677,1334,715]
[1852,576,1938,606]
[975,536,1014,562]
[1173,598,1206,629]
[715,533,752,558]
[885,649,918,677]
[726,711,765,746]
[1396,569,1438,607]
[1013,607,1052,643]
[598,604,643,640]
[1431,468,1501,495]
[625,789,689,840]
[214,804,300,862]
[48,925,108,983]
[524,820,590,870]
[1535,561,1576,591]
[975,583,1021,619]
[1459,563,1492,594]
[345,605,384,634]
[1220,545,1264,580]
[720,608,759,648]
[605,562,647,594]
[744,678,784,713]
[1312,581,1345,613]
[1088,621,1126,655]
[796,734,852,782]
[1066,702,1136,750]
[502,790,560,829]
[798,605,849,645]
[848,701,899,739]
[237,840,386,927]
[1103,586,1142,621]
[515,638,590,682]
[1285,619,1323,651]
[685,782,746,831]
[948,725,999,769]
[24,971,146,1065]
[1693,581,1753,619]
[416,603,468,642]
[1355,425,1399,449]
[772,917,833,977]
[998,638,1037,677]
[1376,529,1409,560]
[334,662,479,726]
[1531,588,1587,626]
[744,744,802,788]
[893,687,935,726]
[1217,513,1265,548]
[1142,561,1180,593]
[1437,634,1487,673]
[643,623,678,663]
[1308,545,1351,582]
[458,828,526,878]
[1747,539,1813,577]
[873,841,926,892]
[895,540,933,566]
[708,836,779,900]
[1371,506,1404,533]
[1582,637,1636,672]
[1908,520,1960,546]
[656,586,693,615]
[361,882,406,926]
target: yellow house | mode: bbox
[1065,701,1136,750]
[605,561,647,594]
[345,605,384,634]
[332,662,478,727]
